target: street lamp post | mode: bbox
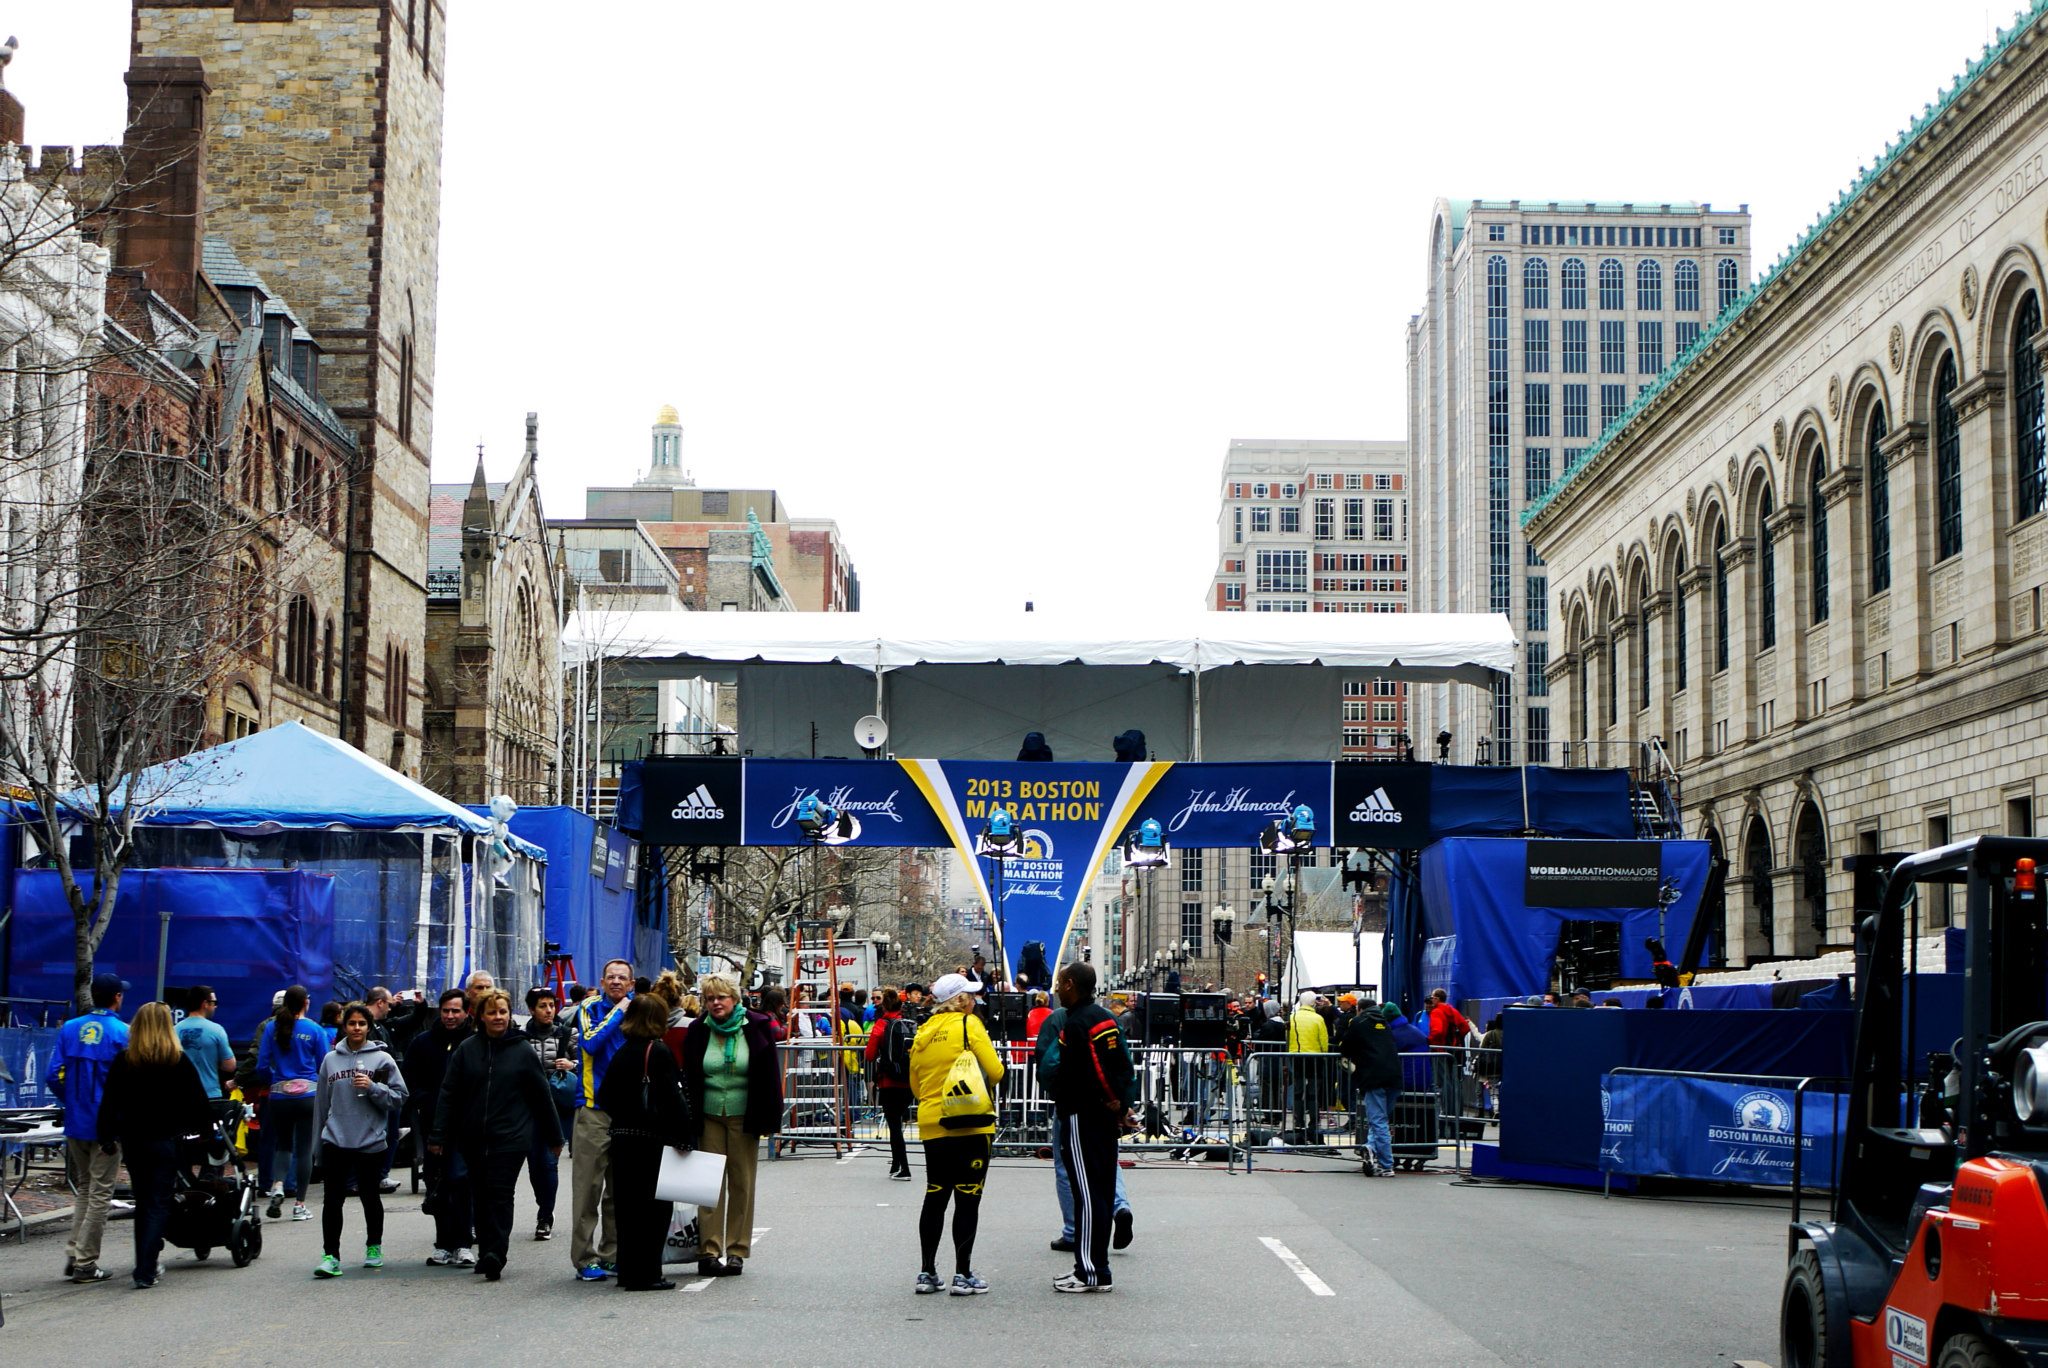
[1212,904,1234,993]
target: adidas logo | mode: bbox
[1349,787,1404,824]
[670,784,727,821]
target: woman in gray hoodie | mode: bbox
[311,1002,409,1278]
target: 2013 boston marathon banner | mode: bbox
[1599,1072,1843,1189]
[634,756,1332,976]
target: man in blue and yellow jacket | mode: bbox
[49,973,130,1282]
[567,958,633,1280]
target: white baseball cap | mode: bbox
[930,972,984,1006]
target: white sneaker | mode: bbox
[290,1202,312,1221]
[1052,1273,1111,1293]
[452,1247,477,1267]
[426,1247,455,1266]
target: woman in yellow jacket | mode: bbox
[907,972,1004,1297]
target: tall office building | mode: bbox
[1407,200,1751,763]
[1208,439,1411,757]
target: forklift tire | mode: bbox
[1935,1332,2002,1368]
[1780,1248,1842,1368]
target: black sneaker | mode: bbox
[534,1221,553,1242]
[1049,1237,1076,1252]
[71,1265,111,1285]
[266,1193,284,1220]
[1112,1208,1134,1250]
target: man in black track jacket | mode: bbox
[1050,961,1133,1293]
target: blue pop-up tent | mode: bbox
[21,723,546,1004]
[466,805,668,985]
[7,869,335,1043]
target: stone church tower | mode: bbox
[131,0,445,774]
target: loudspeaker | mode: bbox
[1178,992,1228,1049]
[985,992,1029,1042]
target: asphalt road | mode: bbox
[0,1146,1788,1365]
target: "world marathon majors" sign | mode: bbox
[1523,839,1661,909]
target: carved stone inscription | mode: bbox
[2015,518,2047,585]
[1932,561,1964,621]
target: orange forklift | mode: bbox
[1781,836,2048,1367]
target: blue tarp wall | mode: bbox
[488,806,666,982]
[1416,838,1712,1005]
[1499,1005,1855,1173]
[5,868,335,1044]
[1470,978,1843,1022]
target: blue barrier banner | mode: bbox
[1600,1072,1842,1187]
[1127,762,1332,849]
[0,1026,59,1107]
[741,759,949,847]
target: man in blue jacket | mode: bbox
[568,958,633,1281]
[49,974,130,1282]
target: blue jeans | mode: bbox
[258,1093,315,1200]
[529,1139,560,1226]
[1359,1085,1398,1173]
[1052,1125,1129,1239]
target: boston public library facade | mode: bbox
[1524,7,2048,966]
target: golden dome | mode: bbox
[655,404,680,427]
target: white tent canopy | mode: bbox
[562,610,1515,762]
[1290,930,1383,999]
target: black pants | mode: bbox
[1056,1112,1118,1287]
[608,1136,672,1289]
[125,1137,178,1284]
[465,1150,527,1268]
[880,1088,912,1175]
[918,1133,991,1277]
[320,1144,386,1257]
[422,1149,474,1251]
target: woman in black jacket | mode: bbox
[97,1002,215,1288]
[596,994,693,1291]
[430,990,562,1281]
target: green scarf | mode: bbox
[708,1007,746,1067]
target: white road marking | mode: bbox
[1259,1236,1335,1296]
[835,1146,871,1165]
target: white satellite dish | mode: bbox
[854,715,890,751]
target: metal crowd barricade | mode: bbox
[1118,1044,1240,1159]
[770,1029,1493,1175]
[773,1037,880,1154]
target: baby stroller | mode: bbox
[164,1118,264,1267]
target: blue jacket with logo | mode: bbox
[573,993,633,1109]
[49,1010,130,1142]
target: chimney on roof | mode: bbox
[0,36,24,147]
[117,56,209,319]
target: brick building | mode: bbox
[422,414,558,807]
[19,56,361,753]
[131,0,448,776]
[585,407,859,614]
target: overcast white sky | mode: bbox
[9,1,2020,615]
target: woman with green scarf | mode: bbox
[678,975,784,1278]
